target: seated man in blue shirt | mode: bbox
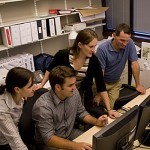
[32,66,108,150]
[96,23,146,109]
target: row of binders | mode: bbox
[1,16,62,48]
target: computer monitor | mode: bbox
[134,95,150,146]
[93,105,139,150]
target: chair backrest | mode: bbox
[18,88,48,149]
[114,84,140,110]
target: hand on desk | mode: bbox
[93,92,120,119]
[73,142,92,150]
[136,84,146,94]
[96,115,108,127]
[108,110,120,119]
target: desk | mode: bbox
[74,88,150,149]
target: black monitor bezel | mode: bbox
[93,105,139,150]
[134,95,150,141]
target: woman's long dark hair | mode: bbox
[0,67,34,95]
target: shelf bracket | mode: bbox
[39,41,44,53]
[89,0,91,6]
[34,0,38,17]
[0,5,3,26]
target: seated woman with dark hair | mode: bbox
[0,67,35,150]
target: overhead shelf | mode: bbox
[0,12,79,28]
[0,0,103,57]
[0,0,25,4]
[0,45,8,52]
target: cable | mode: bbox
[133,131,150,149]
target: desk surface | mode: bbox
[74,88,150,149]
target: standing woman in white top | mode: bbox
[0,67,35,150]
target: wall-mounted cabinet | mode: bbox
[0,0,104,58]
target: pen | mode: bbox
[103,115,108,125]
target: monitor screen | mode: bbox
[93,105,139,150]
[134,95,150,146]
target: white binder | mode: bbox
[30,21,39,41]
[41,19,47,39]
[54,17,62,35]
[49,18,56,37]
[20,23,27,44]
[10,24,21,46]
[25,22,32,43]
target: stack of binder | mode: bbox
[0,16,62,48]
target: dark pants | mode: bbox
[0,144,11,150]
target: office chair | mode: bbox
[18,88,49,150]
[114,84,140,110]
[89,84,140,117]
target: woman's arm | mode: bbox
[0,113,28,150]
[91,56,120,118]
[94,91,120,119]
[35,49,70,90]
[35,70,50,90]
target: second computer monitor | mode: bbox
[93,105,139,150]
[134,95,150,146]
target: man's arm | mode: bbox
[82,114,108,127]
[47,135,92,150]
[131,61,146,94]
